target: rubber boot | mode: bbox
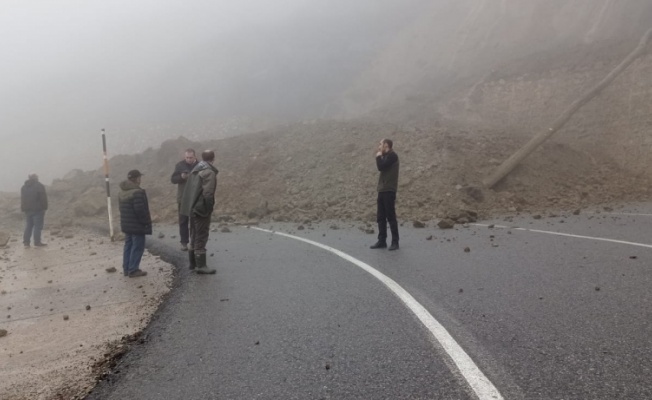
[188,250,196,270]
[195,253,216,275]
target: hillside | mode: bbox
[2,119,649,231]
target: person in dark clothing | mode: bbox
[170,148,198,251]
[21,173,48,248]
[180,150,218,275]
[119,170,152,278]
[370,139,400,251]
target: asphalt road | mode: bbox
[86,205,652,400]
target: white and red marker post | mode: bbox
[101,129,115,241]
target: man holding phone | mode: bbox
[370,139,400,251]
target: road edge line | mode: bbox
[252,226,504,400]
[471,223,652,249]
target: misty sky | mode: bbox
[0,0,426,192]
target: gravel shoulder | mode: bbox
[0,227,173,400]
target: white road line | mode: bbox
[603,212,652,217]
[471,223,652,249]
[252,226,504,400]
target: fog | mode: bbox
[0,0,427,191]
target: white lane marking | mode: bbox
[603,212,652,217]
[471,223,652,249]
[252,226,503,400]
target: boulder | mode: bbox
[437,219,455,229]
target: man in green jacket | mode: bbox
[370,139,400,251]
[180,150,218,274]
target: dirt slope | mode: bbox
[3,119,647,229]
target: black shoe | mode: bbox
[128,269,147,278]
[370,241,387,249]
[388,242,399,251]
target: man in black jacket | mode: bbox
[170,149,198,251]
[119,170,152,278]
[370,139,400,251]
[21,173,48,248]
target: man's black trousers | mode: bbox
[377,191,399,244]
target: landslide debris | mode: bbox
[1,120,649,226]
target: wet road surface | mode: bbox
[86,205,652,399]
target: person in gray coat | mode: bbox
[180,150,218,275]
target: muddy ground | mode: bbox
[0,227,173,400]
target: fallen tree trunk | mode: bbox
[483,27,652,188]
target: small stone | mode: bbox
[47,280,52,284]
[105,267,117,273]
[220,227,231,233]
[464,247,470,253]
[437,219,455,229]
[365,229,374,234]
[573,209,581,215]
[325,363,331,370]
[158,233,165,239]
[426,235,433,241]
[629,256,638,259]
[297,225,305,230]
[85,305,91,311]
[413,220,426,228]
[458,288,463,293]
[595,286,601,291]
[0,329,7,337]
[90,252,97,256]
[63,315,69,321]
[532,215,542,220]
[487,224,495,229]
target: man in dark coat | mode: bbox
[119,170,152,278]
[180,150,218,275]
[370,139,400,251]
[170,148,198,251]
[21,173,48,248]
